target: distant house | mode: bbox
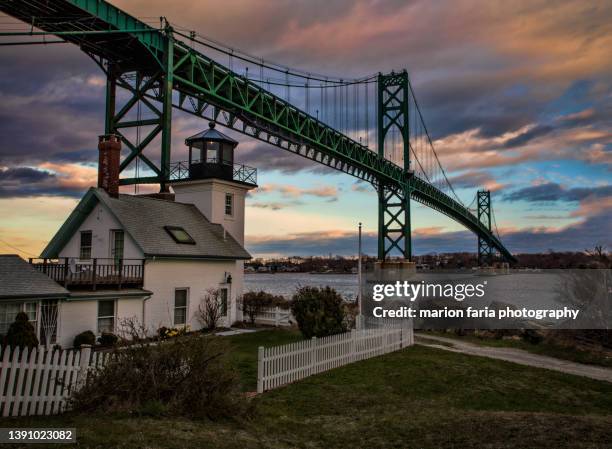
[21,125,256,347]
[0,255,69,342]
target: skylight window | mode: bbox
[164,226,196,244]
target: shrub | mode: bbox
[98,332,118,347]
[118,317,149,343]
[4,312,39,349]
[70,336,248,419]
[157,326,169,340]
[522,329,544,345]
[290,286,347,339]
[270,295,290,310]
[240,291,286,324]
[196,289,231,331]
[73,330,95,349]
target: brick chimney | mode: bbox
[98,134,121,198]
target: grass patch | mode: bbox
[422,331,612,367]
[226,328,302,391]
[5,329,612,448]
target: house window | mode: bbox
[174,289,188,326]
[219,288,228,316]
[111,230,124,265]
[24,302,37,330]
[80,230,92,260]
[0,302,37,335]
[225,193,233,216]
[164,226,196,244]
[97,300,115,334]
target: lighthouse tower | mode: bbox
[169,122,257,246]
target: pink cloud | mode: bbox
[252,183,338,198]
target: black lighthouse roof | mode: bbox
[185,122,238,147]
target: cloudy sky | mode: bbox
[0,0,610,258]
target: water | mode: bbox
[244,272,564,308]
[245,273,358,301]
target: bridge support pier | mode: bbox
[477,190,495,265]
[378,182,412,260]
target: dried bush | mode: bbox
[196,288,231,331]
[291,286,347,339]
[118,317,149,343]
[70,336,248,419]
[3,312,39,349]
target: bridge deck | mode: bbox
[0,0,162,70]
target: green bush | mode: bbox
[241,291,285,324]
[73,330,96,349]
[98,332,118,347]
[522,329,544,345]
[4,312,39,349]
[290,286,347,339]
[70,336,249,419]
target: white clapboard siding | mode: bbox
[0,345,101,417]
[255,307,294,327]
[257,325,413,393]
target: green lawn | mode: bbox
[227,328,302,391]
[420,330,612,367]
[6,329,612,448]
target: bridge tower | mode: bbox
[377,71,411,261]
[103,26,175,192]
[477,190,495,265]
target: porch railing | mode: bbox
[169,159,257,185]
[29,258,145,290]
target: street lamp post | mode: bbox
[358,222,362,318]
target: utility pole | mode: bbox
[358,222,363,317]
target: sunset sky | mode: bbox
[0,0,611,258]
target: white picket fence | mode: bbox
[257,325,413,393]
[0,345,106,417]
[255,306,294,327]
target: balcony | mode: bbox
[169,159,257,186]
[29,258,144,290]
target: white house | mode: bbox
[13,124,256,347]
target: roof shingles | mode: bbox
[42,188,250,260]
[97,190,250,259]
[0,255,68,299]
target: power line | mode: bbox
[0,239,38,258]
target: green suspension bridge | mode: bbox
[0,0,515,264]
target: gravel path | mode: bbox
[415,333,612,383]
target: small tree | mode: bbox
[196,288,231,331]
[118,316,149,343]
[291,286,346,339]
[4,312,39,348]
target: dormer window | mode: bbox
[164,226,196,244]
